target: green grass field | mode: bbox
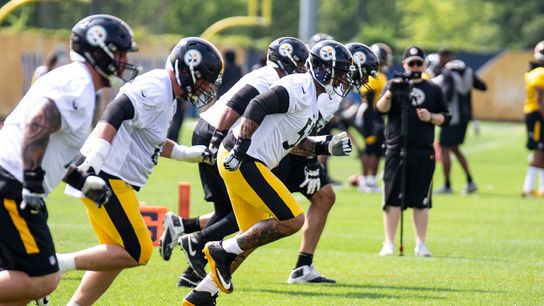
[46,120,543,305]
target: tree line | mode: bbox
[1,0,543,53]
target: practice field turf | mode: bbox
[46,120,543,305]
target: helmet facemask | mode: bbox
[173,58,222,108]
[308,55,355,98]
[72,15,140,84]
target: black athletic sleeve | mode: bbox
[243,86,290,125]
[226,84,260,116]
[473,74,487,91]
[435,86,452,126]
[99,94,135,130]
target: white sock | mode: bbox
[195,275,219,295]
[66,301,81,306]
[523,166,539,193]
[222,238,243,255]
[56,253,76,274]
[539,169,544,193]
[365,175,374,185]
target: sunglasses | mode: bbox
[407,60,424,67]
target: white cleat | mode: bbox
[34,295,50,305]
[159,212,185,261]
[415,244,432,257]
[379,241,395,256]
[287,264,336,284]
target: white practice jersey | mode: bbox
[316,93,342,132]
[0,62,96,193]
[232,72,319,169]
[200,65,280,128]
[88,69,176,187]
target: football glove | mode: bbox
[21,168,46,214]
[207,129,227,165]
[223,138,251,171]
[299,159,322,195]
[63,163,111,208]
[80,175,111,207]
[328,132,353,156]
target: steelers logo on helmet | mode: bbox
[353,51,367,66]
[86,25,107,46]
[184,49,202,67]
[319,45,336,61]
[279,43,294,57]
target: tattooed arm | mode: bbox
[22,98,62,171]
[20,99,61,211]
[238,118,259,139]
[290,137,319,156]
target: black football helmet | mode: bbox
[534,41,544,61]
[345,43,379,93]
[308,33,335,48]
[307,40,355,98]
[71,14,139,83]
[168,37,224,108]
[267,37,309,75]
[370,43,393,72]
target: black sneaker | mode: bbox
[159,212,185,261]
[180,233,207,278]
[182,289,217,306]
[203,241,236,294]
[177,266,203,288]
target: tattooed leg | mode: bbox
[236,214,305,251]
[230,248,255,273]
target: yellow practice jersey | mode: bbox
[361,70,388,108]
[524,66,544,114]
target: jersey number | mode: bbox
[282,118,314,150]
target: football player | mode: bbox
[182,40,354,305]
[56,37,223,306]
[0,14,138,305]
[159,37,309,286]
[353,42,393,192]
[522,41,544,197]
[274,42,378,284]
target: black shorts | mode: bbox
[382,150,435,210]
[192,118,232,207]
[272,154,329,199]
[359,110,385,156]
[0,166,58,276]
[439,122,468,147]
[525,112,544,150]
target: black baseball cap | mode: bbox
[403,45,425,62]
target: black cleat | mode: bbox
[177,266,203,288]
[159,212,185,261]
[182,289,217,306]
[203,241,236,294]
[180,233,207,278]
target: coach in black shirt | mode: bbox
[376,45,451,257]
